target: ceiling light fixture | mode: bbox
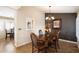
[45,6,55,20]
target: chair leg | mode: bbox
[57,40,60,49]
[44,47,48,53]
[55,41,58,52]
[32,47,34,53]
[38,49,40,53]
[55,48,57,52]
[5,34,7,40]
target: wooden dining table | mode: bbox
[38,34,50,52]
[38,31,59,52]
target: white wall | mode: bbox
[76,12,79,48]
[15,7,45,47]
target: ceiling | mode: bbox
[8,6,21,10]
[8,6,79,13]
[34,6,79,13]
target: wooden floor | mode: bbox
[0,38,79,53]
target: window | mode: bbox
[0,19,14,33]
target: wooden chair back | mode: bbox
[30,33,38,47]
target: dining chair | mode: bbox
[48,31,60,52]
[5,29,14,40]
[39,30,43,38]
[30,33,45,53]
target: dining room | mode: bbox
[13,6,79,53]
[0,6,79,53]
[1,0,79,59]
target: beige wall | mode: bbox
[15,6,45,47]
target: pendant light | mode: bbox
[46,6,55,20]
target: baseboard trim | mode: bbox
[59,39,77,44]
[16,41,31,47]
[15,39,77,47]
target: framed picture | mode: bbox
[53,19,61,29]
[26,17,33,30]
[27,21,32,29]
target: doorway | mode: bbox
[0,18,14,40]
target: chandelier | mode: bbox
[45,6,55,20]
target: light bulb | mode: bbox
[46,17,49,20]
[51,16,55,20]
